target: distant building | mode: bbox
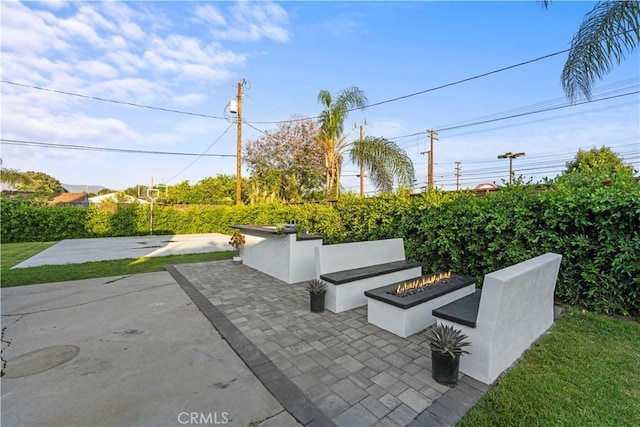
[88,192,147,205]
[475,182,498,191]
[50,192,89,207]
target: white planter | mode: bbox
[232,256,242,264]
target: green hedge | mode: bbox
[2,181,638,316]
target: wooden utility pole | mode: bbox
[149,177,154,235]
[359,125,364,197]
[427,130,439,190]
[455,161,461,191]
[235,81,244,205]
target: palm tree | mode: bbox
[350,136,415,194]
[316,87,367,199]
[542,0,639,101]
[0,167,30,190]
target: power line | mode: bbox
[246,28,639,125]
[166,123,234,183]
[0,80,229,120]
[245,48,572,125]
[388,90,639,145]
[434,100,638,141]
[0,139,236,157]
[436,91,639,133]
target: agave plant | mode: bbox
[425,323,471,359]
[306,279,327,295]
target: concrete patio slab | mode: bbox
[1,272,293,427]
[11,233,232,269]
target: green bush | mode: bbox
[1,199,89,242]
[2,181,638,316]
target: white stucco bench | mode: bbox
[432,253,562,384]
[315,238,422,313]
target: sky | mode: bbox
[1,0,638,194]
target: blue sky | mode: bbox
[1,0,638,193]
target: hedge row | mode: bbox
[2,182,638,316]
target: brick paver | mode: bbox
[169,260,489,426]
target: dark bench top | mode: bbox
[320,260,422,285]
[432,290,482,328]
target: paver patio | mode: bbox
[168,260,490,426]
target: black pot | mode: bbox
[431,350,460,385]
[310,292,325,313]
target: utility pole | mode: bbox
[149,177,154,236]
[419,149,430,190]
[455,161,461,191]
[359,125,364,197]
[235,81,244,205]
[427,130,439,190]
[497,151,525,184]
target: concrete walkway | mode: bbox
[12,233,232,269]
[1,272,298,427]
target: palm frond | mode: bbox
[349,136,416,193]
[562,0,639,101]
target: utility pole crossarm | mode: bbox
[497,151,525,184]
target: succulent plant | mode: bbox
[306,279,327,295]
[425,323,471,359]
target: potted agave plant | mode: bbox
[306,279,327,313]
[228,232,246,263]
[425,323,471,385]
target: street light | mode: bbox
[497,151,525,184]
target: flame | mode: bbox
[395,272,451,295]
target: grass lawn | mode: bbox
[458,307,640,426]
[1,241,233,287]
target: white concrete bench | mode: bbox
[315,238,422,313]
[432,253,562,384]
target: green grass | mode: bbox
[458,307,640,427]
[1,241,233,287]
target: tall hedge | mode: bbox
[1,181,638,316]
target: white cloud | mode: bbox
[105,50,143,75]
[120,22,144,40]
[75,4,117,33]
[86,78,168,103]
[33,1,68,11]
[194,4,226,26]
[322,15,366,38]
[173,93,208,107]
[76,60,119,79]
[0,2,70,54]
[210,1,290,42]
[1,108,135,145]
[142,35,245,82]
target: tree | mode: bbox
[165,175,239,205]
[542,1,640,101]
[245,117,324,203]
[0,167,30,190]
[558,146,637,185]
[16,171,65,194]
[317,87,367,199]
[350,136,415,193]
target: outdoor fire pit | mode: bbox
[365,272,476,338]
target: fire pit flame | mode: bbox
[394,271,451,296]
